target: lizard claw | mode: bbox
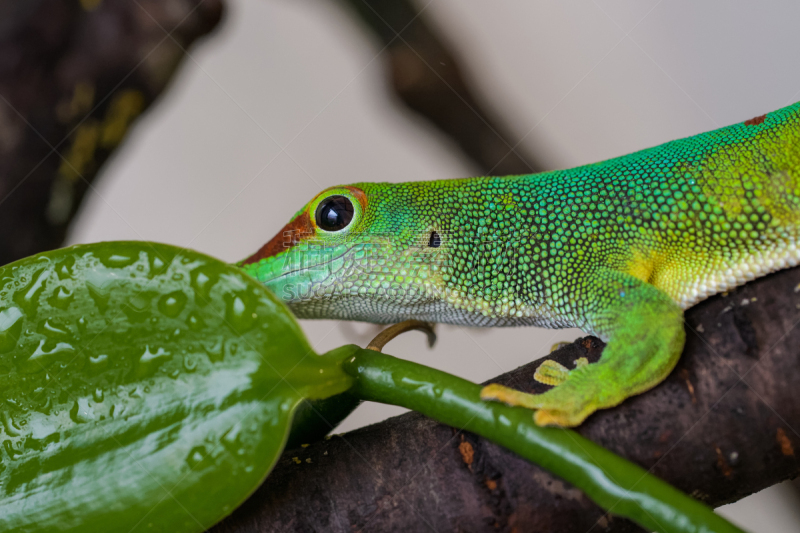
[533,360,571,386]
[480,382,595,427]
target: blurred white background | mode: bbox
[66,0,800,530]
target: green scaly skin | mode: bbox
[241,102,800,427]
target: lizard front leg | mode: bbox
[481,270,686,427]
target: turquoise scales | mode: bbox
[242,101,800,426]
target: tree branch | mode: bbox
[0,0,223,264]
[210,265,800,532]
[337,0,542,176]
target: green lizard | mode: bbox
[240,101,800,427]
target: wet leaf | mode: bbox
[0,242,355,533]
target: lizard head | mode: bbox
[239,183,451,323]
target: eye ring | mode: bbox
[315,195,355,232]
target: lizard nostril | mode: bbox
[428,231,441,248]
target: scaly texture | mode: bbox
[241,102,800,426]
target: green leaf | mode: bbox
[0,241,355,533]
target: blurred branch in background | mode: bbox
[338,0,543,176]
[0,0,222,265]
[212,264,800,532]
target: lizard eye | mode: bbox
[315,195,354,232]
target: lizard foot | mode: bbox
[481,357,595,426]
[482,270,686,427]
[533,357,589,386]
[480,362,601,427]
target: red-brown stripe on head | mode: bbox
[744,114,767,126]
[241,185,367,266]
[342,185,368,212]
[239,185,367,266]
[241,211,316,265]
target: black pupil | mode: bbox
[428,231,441,248]
[315,195,354,231]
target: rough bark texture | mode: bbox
[339,0,542,176]
[210,265,800,533]
[0,0,223,265]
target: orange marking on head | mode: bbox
[744,114,767,126]
[343,186,368,211]
[241,211,315,265]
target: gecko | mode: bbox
[240,101,800,427]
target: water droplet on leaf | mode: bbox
[13,268,47,314]
[158,290,187,318]
[69,398,94,423]
[186,445,207,468]
[225,292,255,333]
[21,340,76,373]
[136,346,171,378]
[0,307,23,354]
[204,339,224,363]
[55,256,75,280]
[183,354,198,373]
[191,266,218,302]
[49,286,74,309]
[1,411,21,437]
[186,312,205,331]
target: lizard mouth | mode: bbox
[258,244,358,285]
[241,242,366,305]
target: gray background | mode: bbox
[66,0,800,529]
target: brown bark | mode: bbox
[210,265,800,532]
[338,0,542,176]
[0,0,223,265]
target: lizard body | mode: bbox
[242,101,800,426]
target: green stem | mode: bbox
[340,347,747,533]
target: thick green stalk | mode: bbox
[341,347,747,533]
